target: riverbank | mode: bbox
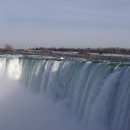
[1,49,130,65]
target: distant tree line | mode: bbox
[31,47,130,55]
[1,44,130,55]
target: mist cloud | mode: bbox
[0,79,85,130]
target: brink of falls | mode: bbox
[0,55,130,130]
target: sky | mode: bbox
[0,0,130,48]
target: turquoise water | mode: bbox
[0,55,130,130]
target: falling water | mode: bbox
[0,55,130,130]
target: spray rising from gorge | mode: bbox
[0,55,130,130]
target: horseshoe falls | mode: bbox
[0,55,130,130]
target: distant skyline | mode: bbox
[0,0,130,48]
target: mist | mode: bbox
[0,78,85,130]
[1,56,129,130]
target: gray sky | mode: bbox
[0,0,130,48]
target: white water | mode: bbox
[0,79,85,130]
[0,55,130,130]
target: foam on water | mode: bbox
[0,55,130,130]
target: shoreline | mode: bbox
[0,50,130,65]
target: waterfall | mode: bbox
[0,55,130,130]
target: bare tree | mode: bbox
[4,44,13,51]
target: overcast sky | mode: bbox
[0,0,130,48]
